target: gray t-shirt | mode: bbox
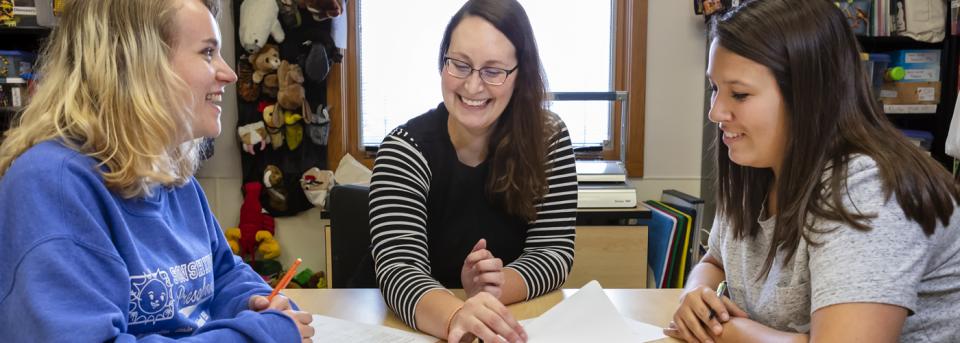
[708,155,960,342]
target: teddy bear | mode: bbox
[300,167,335,207]
[300,0,342,22]
[249,44,280,85]
[239,0,285,53]
[277,60,305,111]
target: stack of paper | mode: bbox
[309,315,436,343]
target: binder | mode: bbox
[642,202,678,288]
[659,190,705,275]
[647,200,692,288]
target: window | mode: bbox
[359,0,612,148]
[328,0,646,175]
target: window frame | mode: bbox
[327,0,647,177]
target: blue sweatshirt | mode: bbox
[0,141,301,342]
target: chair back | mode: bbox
[328,184,377,288]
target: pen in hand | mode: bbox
[709,280,728,320]
[268,257,302,302]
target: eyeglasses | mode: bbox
[443,56,518,86]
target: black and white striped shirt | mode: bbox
[368,104,578,329]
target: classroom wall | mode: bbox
[197,0,709,275]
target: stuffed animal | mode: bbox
[249,44,280,84]
[300,0,342,22]
[263,165,288,211]
[237,121,267,154]
[283,110,303,150]
[225,227,242,255]
[262,104,284,150]
[303,103,331,146]
[237,182,276,261]
[277,0,301,28]
[277,60,305,111]
[255,230,281,260]
[300,167,334,207]
[239,0,285,53]
[236,57,260,101]
[308,271,328,288]
[261,73,279,99]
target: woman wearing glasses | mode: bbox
[367,0,577,342]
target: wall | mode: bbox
[632,0,707,200]
[198,0,709,275]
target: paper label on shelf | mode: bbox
[917,87,936,101]
[11,86,21,107]
[880,89,898,98]
[905,69,938,81]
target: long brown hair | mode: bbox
[438,0,553,221]
[710,0,960,277]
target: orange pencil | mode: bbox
[267,258,302,301]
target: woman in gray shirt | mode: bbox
[666,0,960,342]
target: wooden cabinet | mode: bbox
[564,225,648,289]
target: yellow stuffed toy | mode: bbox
[256,230,281,260]
[226,227,242,255]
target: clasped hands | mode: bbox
[664,285,749,343]
[447,239,528,343]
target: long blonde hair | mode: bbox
[0,0,221,198]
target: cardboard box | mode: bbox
[879,81,941,104]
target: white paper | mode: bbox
[309,314,437,343]
[521,280,666,343]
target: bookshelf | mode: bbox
[0,25,50,136]
[856,32,959,169]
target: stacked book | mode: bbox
[575,160,636,208]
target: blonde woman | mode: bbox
[0,0,313,341]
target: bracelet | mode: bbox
[445,304,465,337]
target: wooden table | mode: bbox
[284,288,683,342]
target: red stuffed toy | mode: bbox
[238,181,276,261]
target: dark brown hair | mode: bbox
[710,0,960,277]
[438,0,552,221]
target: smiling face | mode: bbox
[169,0,238,140]
[707,40,789,175]
[441,15,518,138]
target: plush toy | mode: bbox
[277,0,301,28]
[263,165,288,211]
[308,271,328,288]
[237,182,276,261]
[300,0,342,22]
[255,230,281,260]
[249,43,280,84]
[292,268,314,287]
[239,0,285,53]
[300,167,334,207]
[225,227,242,255]
[238,121,267,154]
[283,110,303,150]
[303,103,331,146]
[277,60,305,111]
[236,57,260,102]
[262,104,285,150]
[302,41,332,83]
